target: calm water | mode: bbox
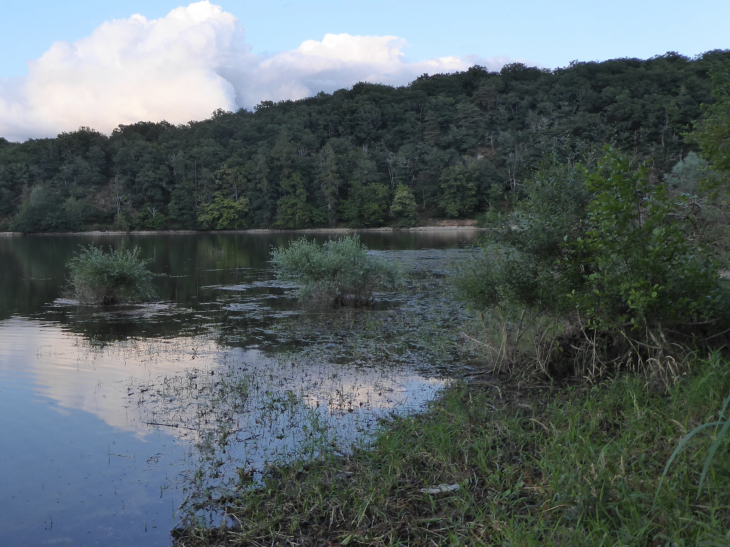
[0,231,479,547]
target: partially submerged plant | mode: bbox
[67,244,160,305]
[270,235,399,307]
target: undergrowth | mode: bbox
[456,149,730,381]
[174,352,730,546]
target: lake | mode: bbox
[0,230,480,546]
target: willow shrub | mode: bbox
[68,244,160,305]
[271,235,398,307]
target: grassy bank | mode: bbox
[174,352,730,546]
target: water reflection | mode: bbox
[0,319,187,546]
[0,231,478,324]
[0,231,480,546]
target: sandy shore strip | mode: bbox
[0,223,486,237]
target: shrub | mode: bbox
[570,150,728,331]
[68,244,160,305]
[457,161,589,316]
[457,149,730,378]
[270,235,399,306]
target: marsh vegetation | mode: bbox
[67,243,160,305]
[5,51,730,547]
[270,235,400,307]
[0,231,484,547]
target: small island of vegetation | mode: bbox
[271,235,399,307]
[67,244,160,305]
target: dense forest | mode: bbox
[1,50,729,232]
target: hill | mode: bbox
[1,50,729,232]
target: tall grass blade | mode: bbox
[697,417,730,498]
[654,421,721,504]
[718,391,730,422]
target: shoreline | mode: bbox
[175,356,730,547]
[0,225,486,237]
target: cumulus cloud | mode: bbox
[0,1,514,142]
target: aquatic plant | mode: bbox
[67,244,160,305]
[270,235,399,306]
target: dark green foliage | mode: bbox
[10,185,98,232]
[464,149,729,326]
[439,163,480,217]
[168,180,199,229]
[198,194,248,230]
[390,184,418,227]
[341,180,390,227]
[457,161,590,314]
[274,173,321,228]
[270,235,398,306]
[67,244,160,305]
[689,61,730,176]
[457,148,730,377]
[11,185,59,232]
[3,51,729,230]
[571,150,728,330]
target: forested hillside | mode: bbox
[1,50,729,232]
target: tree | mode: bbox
[439,163,480,217]
[3,51,730,233]
[341,157,390,227]
[689,62,730,177]
[275,173,319,228]
[318,145,341,227]
[390,184,418,227]
[168,179,199,229]
[198,195,249,230]
[342,181,391,227]
[11,185,58,232]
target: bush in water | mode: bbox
[271,235,399,307]
[68,244,160,305]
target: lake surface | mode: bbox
[0,231,480,547]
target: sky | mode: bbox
[1,0,729,142]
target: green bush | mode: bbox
[270,235,399,306]
[457,161,589,315]
[571,150,728,330]
[68,244,160,305]
[457,149,730,377]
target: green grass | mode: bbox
[270,235,399,307]
[67,243,160,305]
[174,353,730,546]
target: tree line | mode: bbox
[1,50,729,232]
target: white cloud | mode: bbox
[0,1,515,142]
